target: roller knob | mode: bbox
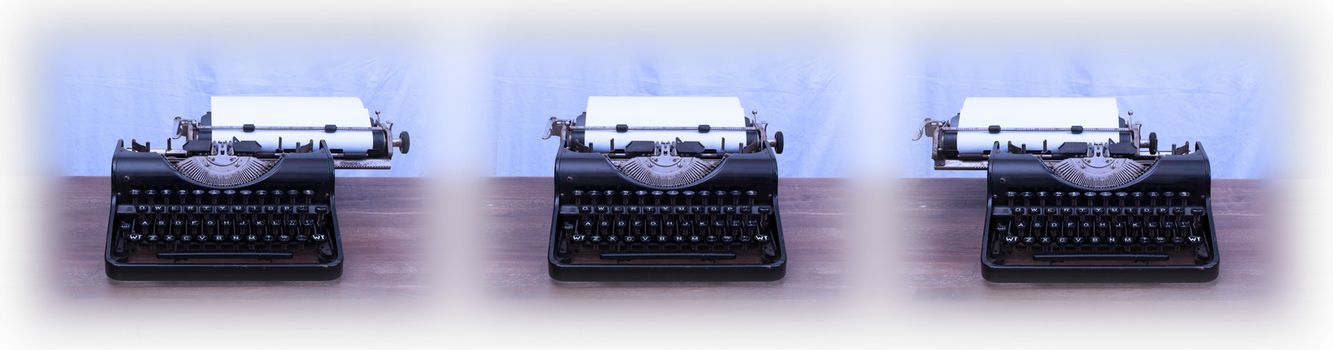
[771,131,784,154]
[396,131,410,154]
[1147,132,1157,155]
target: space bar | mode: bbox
[157,252,294,259]
[1032,253,1170,262]
[600,252,737,260]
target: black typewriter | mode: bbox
[542,96,786,281]
[915,97,1217,283]
[106,97,409,281]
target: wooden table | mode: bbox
[900,178,1276,302]
[487,177,1275,303]
[54,177,430,301]
[54,177,1273,303]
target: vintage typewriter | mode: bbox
[106,96,409,281]
[542,96,786,281]
[914,97,1217,282]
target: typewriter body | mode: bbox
[106,97,409,281]
[915,97,1217,283]
[543,97,786,281]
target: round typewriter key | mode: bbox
[1037,191,1048,198]
[571,234,586,242]
[689,235,701,243]
[640,235,652,242]
[1004,235,1019,244]
[698,190,710,196]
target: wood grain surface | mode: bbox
[53,176,1274,303]
[900,178,1278,301]
[53,177,428,300]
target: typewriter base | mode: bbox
[105,260,343,281]
[980,261,1218,283]
[548,261,786,282]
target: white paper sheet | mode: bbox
[210,96,375,153]
[957,97,1122,153]
[583,96,748,152]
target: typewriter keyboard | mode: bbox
[554,189,780,264]
[988,190,1213,265]
[109,188,337,264]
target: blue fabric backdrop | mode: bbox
[45,40,1277,179]
[896,41,1282,179]
[43,43,431,177]
[489,50,848,177]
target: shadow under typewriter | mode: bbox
[917,98,1219,283]
[543,97,786,281]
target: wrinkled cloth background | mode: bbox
[46,40,1277,178]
